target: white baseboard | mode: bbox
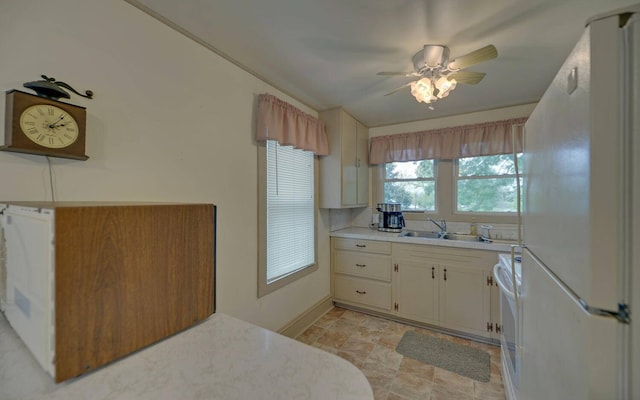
[277,295,334,339]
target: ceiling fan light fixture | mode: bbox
[380,43,495,106]
[410,77,434,104]
[435,75,457,99]
[410,74,457,104]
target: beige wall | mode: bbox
[0,0,330,331]
[369,103,536,137]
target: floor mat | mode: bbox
[395,330,491,382]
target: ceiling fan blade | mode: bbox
[447,45,497,70]
[384,82,414,96]
[447,71,486,85]
[377,71,419,77]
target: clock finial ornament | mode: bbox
[23,75,94,101]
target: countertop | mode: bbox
[0,312,373,400]
[330,227,517,252]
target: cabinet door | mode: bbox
[490,274,501,339]
[318,108,369,208]
[340,112,358,205]
[394,259,439,325]
[355,120,369,206]
[439,264,490,337]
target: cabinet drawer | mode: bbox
[335,251,391,281]
[333,238,391,254]
[334,275,391,310]
[393,243,498,267]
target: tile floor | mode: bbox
[296,306,505,400]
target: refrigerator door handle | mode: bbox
[524,248,630,324]
[579,301,630,323]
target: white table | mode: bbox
[0,312,373,400]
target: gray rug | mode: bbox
[395,330,491,382]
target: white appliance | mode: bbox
[0,205,56,377]
[494,253,522,400]
[521,5,640,399]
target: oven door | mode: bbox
[494,263,520,400]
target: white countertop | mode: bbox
[0,312,373,400]
[330,227,517,252]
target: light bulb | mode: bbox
[435,76,457,98]
[410,78,434,103]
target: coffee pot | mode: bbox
[376,203,405,232]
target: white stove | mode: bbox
[498,253,522,285]
[494,252,522,400]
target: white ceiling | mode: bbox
[127,0,638,127]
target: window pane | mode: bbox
[457,177,519,212]
[266,141,315,283]
[386,160,434,179]
[383,160,436,211]
[384,181,435,211]
[458,154,522,177]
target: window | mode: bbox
[258,140,317,297]
[383,160,436,211]
[456,154,522,213]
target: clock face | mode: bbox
[19,104,80,149]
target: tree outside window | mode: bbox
[383,160,436,211]
[456,154,522,213]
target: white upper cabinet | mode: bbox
[319,108,369,208]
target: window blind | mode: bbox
[266,140,315,283]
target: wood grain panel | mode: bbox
[53,204,215,382]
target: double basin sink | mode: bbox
[399,230,484,243]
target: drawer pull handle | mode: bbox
[432,266,435,279]
[355,263,367,268]
[444,268,447,281]
[355,290,367,295]
[355,244,366,248]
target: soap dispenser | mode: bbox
[470,217,477,236]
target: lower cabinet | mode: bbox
[334,275,391,310]
[439,263,490,337]
[333,238,392,311]
[393,257,439,324]
[332,238,501,340]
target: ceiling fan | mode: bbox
[378,44,497,107]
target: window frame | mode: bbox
[257,140,318,298]
[374,158,520,225]
[454,153,523,214]
[381,160,438,212]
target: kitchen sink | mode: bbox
[398,231,442,239]
[398,231,482,242]
[442,233,482,242]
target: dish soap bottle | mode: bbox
[470,217,477,236]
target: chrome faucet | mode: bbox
[427,217,447,237]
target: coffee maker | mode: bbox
[376,203,405,232]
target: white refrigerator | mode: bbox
[521,5,639,400]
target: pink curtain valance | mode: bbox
[256,93,329,156]
[369,117,528,164]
